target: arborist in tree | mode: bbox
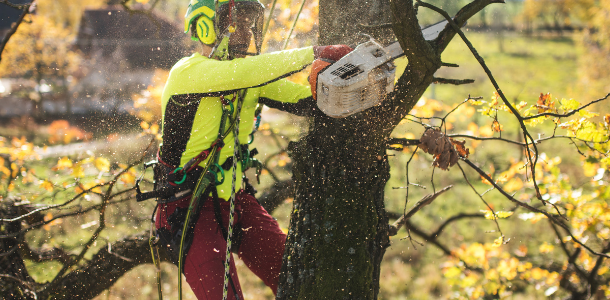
[138,0,353,299]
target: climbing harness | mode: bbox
[136,87,264,300]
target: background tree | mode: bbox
[0,14,81,115]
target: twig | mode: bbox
[433,77,475,85]
[389,185,452,236]
[441,62,459,67]
[523,92,610,120]
[430,212,486,238]
[403,146,420,215]
[403,219,483,273]
[456,162,504,238]
[387,138,420,147]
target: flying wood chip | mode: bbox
[419,128,468,170]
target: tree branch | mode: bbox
[389,185,452,236]
[433,0,504,53]
[522,92,610,120]
[433,77,475,85]
[39,233,167,299]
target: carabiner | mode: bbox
[170,167,187,185]
[209,163,225,185]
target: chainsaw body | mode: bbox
[316,40,395,118]
[316,20,449,118]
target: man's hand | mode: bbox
[310,45,353,100]
[313,45,353,61]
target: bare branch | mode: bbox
[387,138,420,147]
[389,185,452,236]
[430,213,486,238]
[441,62,459,67]
[433,77,475,85]
[433,0,504,53]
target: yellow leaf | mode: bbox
[496,211,514,219]
[72,162,85,178]
[40,180,54,192]
[579,110,599,118]
[492,236,504,247]
[583,162,598,177]
[94,157,110,172]
[150,123,159,134]
[55,157,73,170]
[560,98,580,111]
[443,266,462,278]
[539,242,555,254]
[504,177,524,193]
[120,172,136,185]
[140,121,150,130]
[497,258,519,280]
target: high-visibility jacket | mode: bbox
[160,47,314,200]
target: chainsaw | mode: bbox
[316,20,449,118]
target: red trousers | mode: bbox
[155,191,286,300]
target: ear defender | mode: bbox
[195,16,216,45]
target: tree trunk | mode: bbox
[277,0,398,299]
[277,0,494,297]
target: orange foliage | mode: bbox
[47,120,91,144]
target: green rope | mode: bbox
[222,91,244,300]
[262,0,278,40]
[149,229,163,300]
[282,0,307,50]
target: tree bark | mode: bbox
[278,0,399,298]
[278,0,498,298]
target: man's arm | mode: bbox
[258,78,320,117]
[166,47,315,96]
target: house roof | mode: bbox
[75,5,187,69]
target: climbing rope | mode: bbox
[177,92,239,300]
[149,220,163,300]
[262,0,278,39]
[282,0,307,50]
[222,90,244,300]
